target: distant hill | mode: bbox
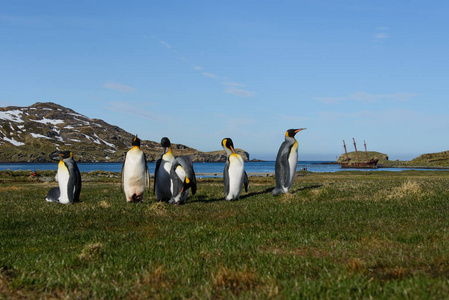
[337,150,449,168]
[337,151,390,165]
[407,151,449,167]
[0,102,249,163]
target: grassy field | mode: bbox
[1,170,449,299]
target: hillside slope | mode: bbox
[0,102,249,163]
[408,151,449,167]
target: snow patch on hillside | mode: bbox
[3,137,25,146]
[30,133,51,139]
[0,110,24,122]
[33,118,65,125]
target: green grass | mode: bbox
[1,170,449,298]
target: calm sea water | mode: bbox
[0,161,444,175]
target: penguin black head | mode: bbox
[58,151,72,159]
[132,135,141,147]
[286,128,306,138]
[222,138,235,152]
[161,137,171,148]
[50,150,72,161]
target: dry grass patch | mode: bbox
[348,258,367,273]
[78,242,104,261]
[278,192,294,203]
[387,180,429,200]
[147,202,168,216]
[0,185,24,191]
[212,266,259,295]
[98,200,111,208]
[139,265,173,290]
[261,246,328,259]
[369,264,412,280]
[0,272,9,296]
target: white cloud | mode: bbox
[106,102,162,121]
[374,33,388,39]
[154,38,256,97]
[225,87,255,98]
[202,72,219,78]
[314,92,416,104]
[103,82,136,93]
[374,27,389,39]
[159,40,172,49]
[222,81,245,87]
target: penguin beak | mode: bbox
[230,145,235,153]
[295,128,306,133]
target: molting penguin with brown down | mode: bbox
[222,138,249,201]
[272,128,306,196]
[121,135,149,202]
[45,150,81,204]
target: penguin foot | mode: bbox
[272,188,281,196]
[273,187,290,196]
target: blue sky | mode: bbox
[1,1,448,160]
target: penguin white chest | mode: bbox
[57,161,70,204]
[227,154,244,199]
[287,141,299,186]
[123,148,146,196]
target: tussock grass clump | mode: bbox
[212,266,259,295]
[135,265,173,292]
[147,201,168,216]
[78,242,104,261]
[0,271,9,295]
[387,180,427,199]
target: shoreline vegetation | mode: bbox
[1,170,449,298]
[337,150,449,169]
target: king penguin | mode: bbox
[45,150,81,204]
[222,138,249,201]
[121,135,150,202]
[169,155,197,204]
[272,128,306,196]
[154,137,175,202]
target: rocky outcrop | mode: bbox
[337,151,389,164]
[0,102,250,163]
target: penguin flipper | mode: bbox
[275,142,291,189]
[191,179,197,196]
[120,155,126,193]
[144,154,150,194]
[243,171,249,193]
[223,158,230,196]
[177,156,197,196]
[73,163,81,203]
[65,160,81,203]
[189,168,197,196]
[154,158,162,195]
[169,161,183,200]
